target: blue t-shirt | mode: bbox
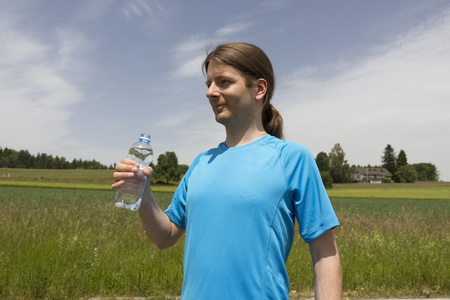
[165,135,339,299]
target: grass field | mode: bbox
[0,168,114,184]
[0,169,449,299]
[2,168,450,198]
[0,168,177,193]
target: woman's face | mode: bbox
[205,60,261,128]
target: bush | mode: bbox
[320,171,333,189]
[395,165,418,183]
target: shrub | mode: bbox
[395,165,418,183]
[320,171,333,189]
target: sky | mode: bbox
[1,0,449,181]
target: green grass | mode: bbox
[0,180,177,193]
[287,197,449,299]
[2,168,448,198]
[0,168,114,184]
[0,169,449,299]
[334,198,448,299]
[327,185,450,200]
[0,168,178,193]
[0,187,183,299]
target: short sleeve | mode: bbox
[281,143,339,243]
[164,153,202,229]
[164,173,188,229]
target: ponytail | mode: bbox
[262,103,284,140]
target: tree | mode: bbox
[315,152,329,172]
[155,151,181,184]
[0,147,12,168]
[392,149,408,182]
[395,165,418,183]
[413,163,439,181]
[17,150,33,168]
[382,144,397,176]
[6,148,18,168]
[328,143,351,183]
[179,164,190,177]
[397,150,408,168]
[320,171,333,189]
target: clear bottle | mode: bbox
[115,133,153,211]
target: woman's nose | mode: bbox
[206,82,219,99]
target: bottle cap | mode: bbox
[139,133,151,143]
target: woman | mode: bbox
[112,42,342,299]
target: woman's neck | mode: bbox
[225,124,267,147]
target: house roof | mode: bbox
[354,167,392,177]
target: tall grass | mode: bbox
[0,187,183,299]
[287,198,449,298]
[1,187,449,299]
[334,198,448,298]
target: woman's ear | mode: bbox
[255,78,268,102]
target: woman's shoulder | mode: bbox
[264,135,312,157]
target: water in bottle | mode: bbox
[115,133,153,211]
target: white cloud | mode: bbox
[171,36,210,78]
[173,36,207,54]
[172,54,205,78]
[122,0,166,19]
[0,13,86,154]
[277,9,450,180]
[76,0,115,22]
[215,21,252,37]
[0,19,47,65]
[55,27,96,77]
[170,21,254,78]
[23,66,81,107]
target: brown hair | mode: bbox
[203,42,284,139]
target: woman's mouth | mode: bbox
[215,104,225,111]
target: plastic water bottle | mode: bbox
[115,133,154,211]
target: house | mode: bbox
[352,167,392,183]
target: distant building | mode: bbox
[352,167,392,183]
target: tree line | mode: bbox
[380,144,438,182]
[2,144,440,187]
[315,143,439,188]
[0,147,112,170]
[0,146,189,185]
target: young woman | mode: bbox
[112,42,342,300]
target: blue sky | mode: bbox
[1,0,449,181]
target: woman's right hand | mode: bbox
[111,158,153,191]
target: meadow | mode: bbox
[0,169,449,299]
